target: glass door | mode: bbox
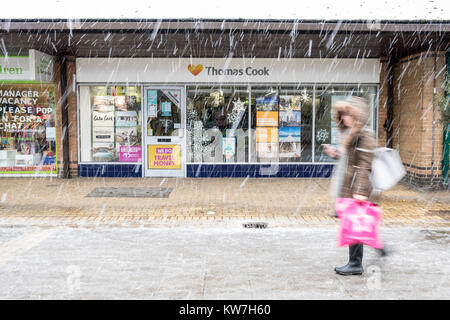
[143,87,186,177]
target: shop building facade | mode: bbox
[0,20,449,185]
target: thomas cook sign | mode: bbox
[188,63,270,77]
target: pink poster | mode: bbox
[119,146,142,162]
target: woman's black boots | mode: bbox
[335,244,364,275]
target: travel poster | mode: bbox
[279,127,301,142]
[279,110,301,127]
[279,95,301,111]
[279,142,301,158]
[256,142,278,158]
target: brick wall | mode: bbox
[379,52,446,187]
[54,56,78,177]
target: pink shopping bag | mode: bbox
[335,198,383,249]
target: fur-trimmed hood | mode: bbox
[332,96,370,149]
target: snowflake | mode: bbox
[316,129,329,142]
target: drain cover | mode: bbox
[243,222,268,229]
[86,187,173,198]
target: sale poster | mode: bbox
[119,146,142,162]
[148,144,181,169]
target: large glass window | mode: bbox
[250,86,313,163]
[0,83,57,174]
[186,86,249,163]
[314,86,377,162]
[79,85,142,162]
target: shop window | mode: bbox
[314,86,377,162]
[250,86,313,163]
[0,83,57,174]
[79,85,142,163]
[186,86,249,163]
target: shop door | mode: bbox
[143,87,186,177]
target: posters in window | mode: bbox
[119,146,142,162]
[222,137,236,162]
[116,127,138,146]
[0,83,57,174]
[114,96,126,111]
[256,95,278,111]
[256,127,278,143]
[279,110,301,127]
[147,90,158,118]
[279,142,301,158]
[45,127,56,141]
[126,95,137,109]
[93,96,115,106]
[93,127,114,143]
[279,95,301,111]
[92,142,114,159]
[116,111,137,127]
[256,111,278,127]
[161,102,172,117]
[279,126,301,142]
[92,111,114,127]
[256,142,279,158]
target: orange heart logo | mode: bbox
[188,64,204,76]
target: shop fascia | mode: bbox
[76,58,381,83]
[0,49,54,83]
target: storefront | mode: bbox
[0,50,57,176]
[76,57,379,178]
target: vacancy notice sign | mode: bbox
[148,144,181,169]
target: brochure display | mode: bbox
[90,87,141,162]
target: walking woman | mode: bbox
[323,96,378,275]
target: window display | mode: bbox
[0,83,57,174]
[251,86,313,163]
[186,86,249,163]
[314,86,377,162]
[79,85,142,162]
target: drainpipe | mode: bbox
[385,54,395,148]
[59,55,70,179]
[431,50,437,179]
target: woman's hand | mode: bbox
[353,194,368,201]
[323,144,338,158]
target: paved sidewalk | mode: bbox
[0,225,448,299]
[0,177,449,227]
